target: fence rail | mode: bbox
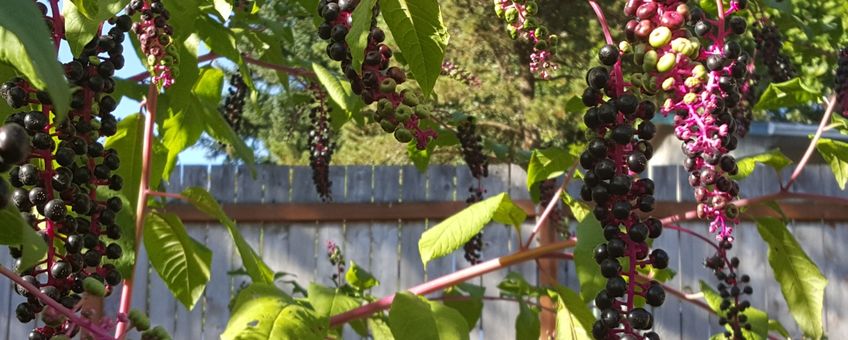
[1,164,846,339]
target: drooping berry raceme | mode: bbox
[129,0,178,88]
[222,73,248,133]
[317,0,437,150]
[835,48,848,116]
[2,9,130,338]
[441,60,482,87]
[493,0,559,78]
[619,0,749,241]
[752,21,796,83]
[457,117,489,264]
[307,85,335,202]
[704,238,756,338]
[580,54,666,338]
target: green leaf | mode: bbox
[104,113,168,210]
[753,78,819,111]
[63,0,129,55]
[0,0,70,119]
[345,0,378,73]
[144,210,212,310]
[551,285,594,340]
[443,283,483,328]
[756,217,827,339]
[194,16,254,90]
[368,316,395,340]
[700,281,769,340]
[418,192,526,267]
[190,67,256,175]
[526,147,573,203]
[0,205,47,272]
[388,291,469,340]
[222,283,327,340]
[497,271,537,297]
[160,68,225,178]
[182,187,275,285]
[311,63,361,128]
[380,0,449,96]
[731,149,793,180]
[573,215,605,301]
[562,193,591,223]
[769,319,790,338]
[307,283,365,335]
[345,260,380,291]
[816,138,848,189]
[516,302,540,340]
[407,141,434,173]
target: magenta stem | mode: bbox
[785,95,838,190]
[587,0,624,97]
[114,84,159,339]
[0,265,117,340]
[329,239,576,326]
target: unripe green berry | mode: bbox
[692,64,707,79]
[633,43,648,65]
[649,26,672,48]
[83,277,106,297]
[506,25,519,40]
[504,7,519,24]
[662,77,676,91]
[380,120,397,133]
[683,92,698,104]
[522,17,537,30]
[525,1,538,14]
[377,98,394,116]
[618,41,632,54]
[684,76,701,88]
[395,104,413,122]
[656,53,676,73]
[534,26,549,39]
[379,78,397,94]
[534,40,548,50]
[642,50,659,72]
[402,90,419,106]
[494,0,504,18]
[130,309,151,331]
[415,106,431,119]
[394,128,413,143]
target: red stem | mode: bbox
[329,239,577,326]
[114,84,159,339]
[146,190,187,201]
[785,95,838,190]
[524,161,579,249]
[0,265,117,340]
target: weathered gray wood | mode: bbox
[315,167,347,288]
[369,167,400,300]
[1,246,13,339]
[480,164,517,340]
[399,166,427,288]
[650,165,682,339]
[203,165,236,338]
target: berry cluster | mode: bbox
[752,22,796,83]
[326,241,345,287]
[129,0,178,88]
[457,117,489,264]
[580,48,667,338]
[705,239,755,339]
[441,60,481,87]
[617,0,749,241]
[223,73,248,133]
[1,11,131,337]
[835,48,848,116]
[493,0,558,78]
[307,86,335,202]
[317,0,437,149]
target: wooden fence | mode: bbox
[1,164,847,339]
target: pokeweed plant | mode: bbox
[0,0,839,339]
